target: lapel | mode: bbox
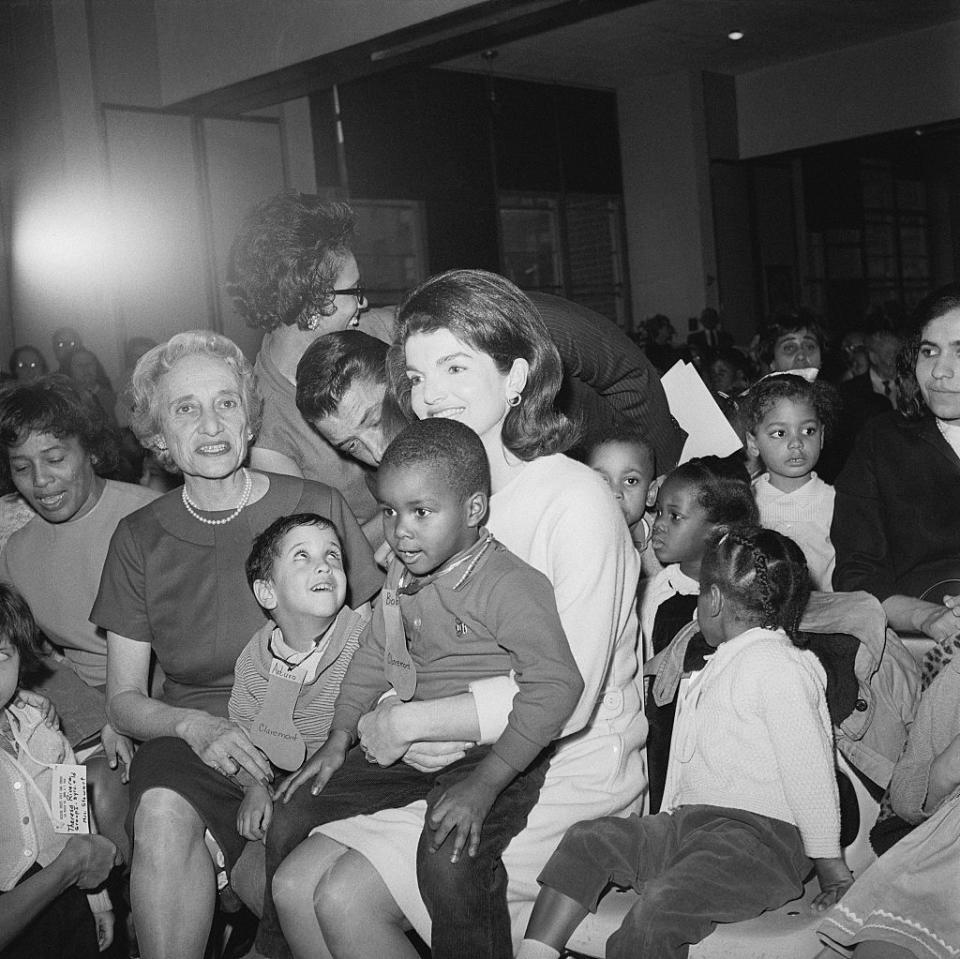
[909,416,960,473]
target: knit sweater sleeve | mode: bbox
[890,660,960,822]
[228,635,267,733]
[758,654,841,859]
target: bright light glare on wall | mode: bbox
[728,31,744,41]
[14,195,113,295]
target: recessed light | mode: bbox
[728,31,744,41]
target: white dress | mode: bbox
[319,454,646,945]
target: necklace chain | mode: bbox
[181,469,253,526]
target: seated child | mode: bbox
[641,456,758,813]
[742,373,839,591]
[0,583,117,959]
[585,430,659,554]
[517,527,853,959]
[227,512,370,842]
[256,417,584,959]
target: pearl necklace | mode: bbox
[181,469,253,526]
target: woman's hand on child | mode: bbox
[275,731,351,803]
[402,741,472,772]
[94,908,115,952]
[918,596,960,641]
[12,688,58,727]
[58,834,118,889]
[176,713,272,786]
[811,857,854,911]
[237,783,273,840]
[100,723,134,783]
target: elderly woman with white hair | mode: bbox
[92,330,382,959]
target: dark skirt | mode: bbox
[126,736,247,872]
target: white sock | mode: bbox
[515,940,561,959]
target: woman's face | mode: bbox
[301,254,366,336]
[916,308,960,422]
[404,329,518,444]
[8,431,101,523]
[156,354,250,481]
[771,328,821,372]
[12,349,45,384]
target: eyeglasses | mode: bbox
[329,282,366,302]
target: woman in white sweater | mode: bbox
[271,270,645,959]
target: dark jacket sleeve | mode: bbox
[831,418,894,599]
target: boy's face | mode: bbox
[588,440,655,528]
[651,478,713,568]
[254,525,347,629]
[377,463,483,577]
[746,398,822,493]
[0,635,20,710]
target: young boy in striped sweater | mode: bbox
[227,512,368,842]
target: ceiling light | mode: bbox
[728,31,744,41]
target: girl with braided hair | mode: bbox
[516,525,853,959]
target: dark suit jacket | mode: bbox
[821,372,894,482]
[832,412,960,599]
[529,292,686,471]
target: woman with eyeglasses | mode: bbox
[227,192,382,531]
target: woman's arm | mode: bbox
[882,594,960,641]
[107,632,272,784]
[0,835,116,950]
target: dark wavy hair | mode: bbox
[390,270,580,461]
[378,417,490,503]
[0,582,51,688]
[245,512,338,592]
[700,525,811,645]
[296,331,389,423]
[0,374,120,478]
[757,309,825,368]
[899,283,960,420]
[665,456,758,527]
[739,373,839,435]
[226,191,356,332]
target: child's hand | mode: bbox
[237,783,273,840]
[12,688,58,727]
[275,731,351,803]
[357,696,412,766]
[94,908,115,952]
[100,723,134,783]
[425,773,499,864]
[811,857,854,911]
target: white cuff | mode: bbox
[86,890,112,913]
[467,673,519,745]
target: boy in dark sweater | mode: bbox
[256,417,583,959]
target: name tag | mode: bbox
[51,764,89,834]
[269,659,302,682]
